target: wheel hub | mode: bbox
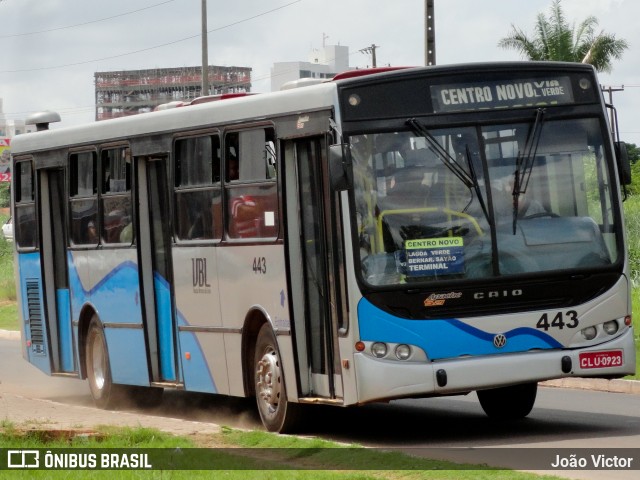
[256,350,281,407]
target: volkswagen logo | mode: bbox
[493,334,507,348]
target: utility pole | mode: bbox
[425,0,435,65]
[201,0,209,96]
[359,44,379,67]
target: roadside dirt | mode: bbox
[0,391,228,446]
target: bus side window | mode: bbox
[100,147,134,244]
[174,134,222,241]
[69,151,99,246]
[14,159,37,249]
[224,128,278,239]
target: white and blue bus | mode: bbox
[11,62,635,432]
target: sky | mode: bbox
[0,0,638,145]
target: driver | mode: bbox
[492,177,546,219]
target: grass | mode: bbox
[0,423,565,479]
[0,301,17,330]
[624,195,640,379]
[0,213,15,302]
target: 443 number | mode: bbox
[253,257,267,274]
[536,310,579,331]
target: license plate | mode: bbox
[579,350,623,369]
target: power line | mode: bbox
[0,0,177,38]
[0,0,303,74]
[2,47,376,119]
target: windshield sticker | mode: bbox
[405,237,465,276]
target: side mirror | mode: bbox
[329,143,352,191]
[615,141,632,185]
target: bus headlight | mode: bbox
[348,94,361,106]
[371,342,388,358]
[395,344,412,360]
[581,326,597,340]
[603,320,619,335]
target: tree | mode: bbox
[626,143,640,165]
[498,0,628,72]
[621,143,640,196]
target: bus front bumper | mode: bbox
[353,327,636,404]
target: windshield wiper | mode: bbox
[512,108,545,234]
[464,144,491,226]
[406,118,474,189]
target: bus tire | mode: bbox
[477,382,537,420]
[85,316,127,409]
[254,323,301,433]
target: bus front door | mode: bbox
[38,168,75,374]
[285,138,344,401]
[136,155,180,384]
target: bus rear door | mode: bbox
[135,155,180,384]
[38,167,75,374]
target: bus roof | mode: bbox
[11,79,341,156]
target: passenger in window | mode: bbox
[118,207,133,243]
[87,220,99,244]
[228,156,239,181]
[120,222,133,243]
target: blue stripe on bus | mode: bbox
[104,327,152,386]
[17,252,52,374]
[358,298,562,360]
[68,258,140,299]
[67,258,143,325]
[176,309,218,394]
[154,272,177,381]
[67,257,149,385]
[56,288,74,372]
[67,257,217,390]
[21,253,218,392]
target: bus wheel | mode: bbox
[477,382,537,420]
[85,316,126,409]
[254,323,300,433]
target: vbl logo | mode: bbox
[192,258,211,288]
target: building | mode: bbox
[270,44,351,92]
[0,99,36,138]
[0,98,37,181]
[95,65,252,121]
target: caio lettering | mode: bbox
[473,289,523,300]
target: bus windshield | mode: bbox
[351,117,619,286]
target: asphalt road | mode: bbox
[1,334,639,479]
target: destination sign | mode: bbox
[430,76,574,113]
[404,237,464,277]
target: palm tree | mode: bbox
[498,0,628,72]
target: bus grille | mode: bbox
[26,279,45,355]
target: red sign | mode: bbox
[579,350,623,369]
[0,137,10,182]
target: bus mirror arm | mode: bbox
[329,143,353,191]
